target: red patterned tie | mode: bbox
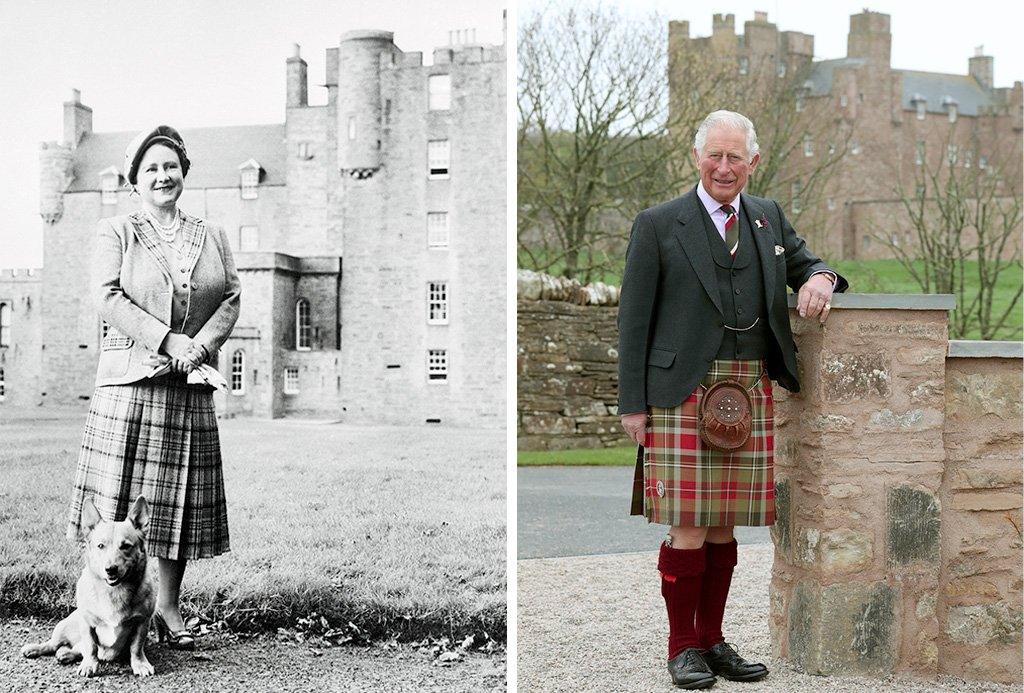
[721,205,738,256]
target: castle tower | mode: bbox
[38,143,74,225]
[336,30,396,178]
[847,11,891,66]
[969,47,994,90]
[286,43,308,107]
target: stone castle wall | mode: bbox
[517,274,1022,683]
[0,270,43,406]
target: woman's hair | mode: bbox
[124,125,191,185]
[693,110,760,160]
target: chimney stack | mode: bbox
[62,88,92,149]
[969,46,994,90]
[287,43,308,108]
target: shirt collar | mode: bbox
[696,181,741,216]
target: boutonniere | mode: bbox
[754,217,768,229]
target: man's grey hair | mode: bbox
[693,110,760,160]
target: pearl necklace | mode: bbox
[145,209,181,242]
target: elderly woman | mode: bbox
[67,125,240,650]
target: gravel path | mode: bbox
[0,618,505,693]
[517,544,1015,692]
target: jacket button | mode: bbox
[734,288,741,295]
[737,307,744,315]
[179,268,187,273]
[191,283,198,290]
[181,284,188,289]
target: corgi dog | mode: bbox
[21,496,156,677]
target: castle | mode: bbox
[0,26,506,426]
[669,10,1022,260]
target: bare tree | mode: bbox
[517,4,718,282]
[874,127,1023,339]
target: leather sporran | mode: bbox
[698,379,753,451]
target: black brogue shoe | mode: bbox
[667,647,717,689]
[702,642,768,682]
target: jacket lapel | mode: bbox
[179,213,207,275]
[742,194,777,308]
[129,212,172,281]
[673,188,724,316]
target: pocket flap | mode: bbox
[101,327,135,351]
[647,347,676,368]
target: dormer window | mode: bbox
[942,96,958,123]
[911,93,927,120]
[238,159,262,199]
[99,166,120,205]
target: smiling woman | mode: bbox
[65,125,241,663]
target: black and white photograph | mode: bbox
[0,1,507,690]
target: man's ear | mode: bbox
[749,152,760,172]
[692,147,701,168]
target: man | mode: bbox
[617,110,847,689]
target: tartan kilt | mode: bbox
[634,358,775,527]
[67,376,230,560]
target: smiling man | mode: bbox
[617,110,848,689]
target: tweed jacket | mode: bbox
[93,211,241,387]
[616,187,848,415]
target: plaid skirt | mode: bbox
[632,359,775,527]
[67,376,230,560]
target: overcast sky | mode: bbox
[3,0,1022,268]
[0,0,506,268]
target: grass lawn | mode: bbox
[517,447,635,467]
[0,408,505,643]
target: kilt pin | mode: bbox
[617,180,847,686]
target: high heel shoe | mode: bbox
[152,611,196,651]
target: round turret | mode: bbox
[336,30,396,178]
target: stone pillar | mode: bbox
[770,294,955,677]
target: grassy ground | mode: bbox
[0,408,506,643]
[517,447,634,467]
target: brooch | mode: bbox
[754,217,767,229]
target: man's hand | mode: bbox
[797,273,835,324]
[620,412,648,445]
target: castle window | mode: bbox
[0,302,10,347]
[776,62,786,78]
[738,57,748,76]
[916,100,926,120]
[979,156,988,170]
[238,159,262,200]
[296,299,311,350]
[791,180,802,214]
[427,349,448,382]
[827,198,836,211]
[839,94,848,108]
[99,167,120,205]
[348,116,356,141]
[947,104,958,122]
[803,135,813,157]
[0,367,5,400]
[297,142,313,159]
[427,212,449,249]
[915,141,925,166]
[239,225,259,251]
[947,145,958,165]
[428,282,449,324]
[428,74,451,110]
[284,367,300,394]
[231,349,245,394]
[795,93,804,112]
[963,149,973,168]
[428,139,450,179]
[851,141,861,155]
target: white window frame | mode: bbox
[427,349,448,383]
[284,366,300,394]
[427,282,449,325]
[427,212,449,249]
[851,141,861,155]
[240,168,259,199]
[239,225,259,251]
[0,366,5,400]
[916,100,926,120]
[915,141,925,166]
[803,135,813,157]
[296,298,311,350]
[840,94,848,108]
[297,141,313,159]
[348,116,356,141]
[231,349,246,395]
[827,198,836,211]
[428,74,451,111]
[791,180,802,214]
[427,140,450,179]
[0,302,10,347]
[101,175,118,205]
[946,144,958,165]
[738,57,748,76]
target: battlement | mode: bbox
[712,13,735,32]
[0,268,43,280]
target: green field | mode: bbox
[517,446,635,467]
[0,409,506,643]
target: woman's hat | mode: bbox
[123,125,190,185]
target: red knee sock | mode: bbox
[696,539,738,649]
[658,543,706,660]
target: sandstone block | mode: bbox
[826,483,863,499]
[887,485,940,566]
[947,372,1023,420]
[819,528,873,572]
[950,492,1022,512]
[820,351,891,403]
[869,408,925,429]
[772,479,791,555]
[945,603,1022,645]
[788,581,897,676]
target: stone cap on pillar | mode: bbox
[948,340,1023,358]
[786,293,956,310]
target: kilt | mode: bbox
[633,358,775,527]
[67,376,230,560]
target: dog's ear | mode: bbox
[81,497,103,534]
[126,495,150,533]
